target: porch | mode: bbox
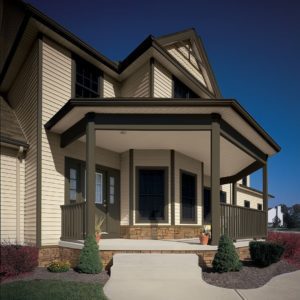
[45,98,280,245]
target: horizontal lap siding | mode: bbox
[236,190,263,210]
[121,63,150,97]
[41,38,72,246]
[153,63,172,98]
[133,150,171,225]
[174,152,203,225]
[103,74,120,97]
[166,43,206,86]
[221,183,232,204]
[8,42,38,244]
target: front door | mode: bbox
[94,168,120,238]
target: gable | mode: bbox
[157,29,221,98]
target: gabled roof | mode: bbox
[0,96,28,148]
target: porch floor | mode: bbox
[59,238,253,251]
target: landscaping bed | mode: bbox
[202,260,298,289]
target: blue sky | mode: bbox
[27,0,300,207]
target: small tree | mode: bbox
[76,235,102,274]
[212,235,242,273]
[272,215,281,228]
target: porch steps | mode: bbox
[104,254,241,300]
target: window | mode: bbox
[95,172,103,204]
[220,191,227,203]
[137,168,167,221]
[257,204,262,210]
[244,200,250,208]
[109,176,115,204]
[242,177,247,186]
[69,168,78,202]
[75,56,101,98]
[173,76,198,98]
[181,172,196,222]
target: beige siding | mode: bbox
[237,189,263,209]
[121,63,150,97]
[133,150,171,225]
[153,63,173,98]
[221,183,232,204]
[103,74,120,98]
[8,41,38,244]
[120,151,130,225]
[0,147,25,243]
[174,152,203,225]
[166,43,206,86]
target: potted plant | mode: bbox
[200,225,211,245]
[95,215,105,243]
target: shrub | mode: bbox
[47,260,70,273]
[76,235,102,274]
[0,243,39,278]
[249,241,284,267]
[212,235,242,273]
[267,232,300,267]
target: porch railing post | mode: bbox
[86,113,96,237]
[232,181,237,206]
[211,113,221,245]
[263,161,268,238]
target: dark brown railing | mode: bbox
[220,203,267,240]
[61,202,86,240]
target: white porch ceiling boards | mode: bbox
[79,130,254,178]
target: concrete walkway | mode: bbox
[103,254,300,300]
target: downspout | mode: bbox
[16,146,25,244]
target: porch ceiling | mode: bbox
[79,130,255,178]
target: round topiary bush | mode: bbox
[76,234,103,274]
[212,235,242,273]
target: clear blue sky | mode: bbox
[27,0,300,207]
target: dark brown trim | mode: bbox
[263,163,268,236]
[211,113,221,245]
[0,135,29,149]
[149,57,155,97]
[36,37,43,247]
[129,149,134,226]
[201,162,204,226]
[44,98,281,154]
[232,182,237,206]
[0,13,30,85]
[135,166,169,224]
[170,150,175,225]
[60,117,86,148]
[179,169,198,224]
[220,160,265,185]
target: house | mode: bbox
[268,206,284,227]
[0,1,280,251]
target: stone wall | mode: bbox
[39,246,250,270]
[120,226,204,240]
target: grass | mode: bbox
[0,280,107,300]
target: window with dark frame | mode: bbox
[137,169,166,221]
[173,76,199,98]
[242,177,247,186]
[257,203,262,210]
[181,172,196,222]
[75,56,101,98]
[244,200,250,208]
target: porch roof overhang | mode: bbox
[45,98,280,183]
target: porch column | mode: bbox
[211,113,221,245]
[86,113,96,237]
[263,162,268,237]
[232,181,237,206]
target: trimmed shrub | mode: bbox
[0,243,39,278]
[212,235,242,273]
[249,241,284,267]
[47,260,70,273]
[76,235,102,274]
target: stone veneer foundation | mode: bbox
[120,226,204,240]
[39,246,250,271]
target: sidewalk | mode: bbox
[104,254,300,300]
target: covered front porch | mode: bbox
[45,98,280,245]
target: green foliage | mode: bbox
[250,241,284,267]
[47,260,70,273]
[76,235,103,274]
[272,215,282,228]
[212,235,242,273]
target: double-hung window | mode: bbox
[75,56,101,98]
